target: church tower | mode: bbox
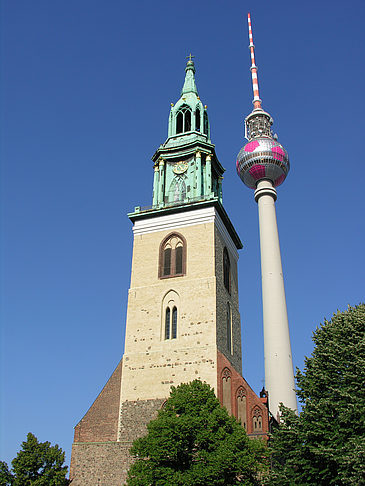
[70,58,269,486]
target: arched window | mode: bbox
[172,306,177,339]
[159,233,186,279]
[223,247,231,293]
[162,290,179,341]
[195,108,200,132]
[175,105,192,134]
[184,109,191,132]
[176,111,183,134]
[169,177,187,203]
[227,302,233,354]
[165,307,171,339]
[222,368,232,414]
[252,407,263,432]
[203,111,209,135]
[237,388,247,429]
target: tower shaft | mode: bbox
[255,180,297,418]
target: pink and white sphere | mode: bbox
[236,137,290,189]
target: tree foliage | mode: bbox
[127,380,268,486]
[0,433,69,486]
[268,304,365,485]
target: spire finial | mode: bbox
[181,55,198,95]
[247,13,262,110]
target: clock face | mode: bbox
[173,160,189,175]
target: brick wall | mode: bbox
[217,351,269,437]
[73,359,123,443]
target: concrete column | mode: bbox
[196,151,202,199]
[158,158,165,205]
[254,179,297,420]
[152,164,159,206]
[205,154,212,197]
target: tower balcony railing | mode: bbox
[132,195,218,214]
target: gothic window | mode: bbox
[159,233,186,279]
[222,368,232,414]
[169,177,187,203]
[252,407,263,432]
[176,105,192,134]
[162,290,179,341]
[195,108,200,131]
[176,111,183,134]
[203,111,208,135]
[184,109,191,132]
[236,388,247,429]
[165,307,171,339]
[223,247,231,293]
[172,306,177,339]
[227,302,233,354]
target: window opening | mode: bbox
[195,109,200,131]
[175,245,183,274]
[203,111,208,135]
[227,303,232,354]
[165,307,171,339]
[163,247,172,276]
[172,307,177,339]
[223,248,231,293]
[184,110,191,132]
[159,233,186,279]
[176,112,183,134]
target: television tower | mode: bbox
[236,13,297,420]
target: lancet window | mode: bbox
[176,105,192,134]
[195,108,200,132]
[252,407,263,432]
[162,290,179,341]
[236,388,247,429]
[165,305,177,340]
[159,233,186,279]
[222,368,232,414]
[227,302,233,354]
[223,247,231,293]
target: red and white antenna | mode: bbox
[247,13,262,110]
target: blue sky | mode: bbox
[1,0,364,470]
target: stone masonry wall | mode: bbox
[70,398,164,486]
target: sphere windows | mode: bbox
[159,233,186,279]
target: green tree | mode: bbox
[127,380,268,486]
[268,304,365,485]
[0,461,13,486]
[0,433,69,486]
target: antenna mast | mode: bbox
[247,13,262,110]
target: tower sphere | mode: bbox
[236,137,290,189]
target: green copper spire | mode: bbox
[181,55,198,96]
[167,57,210,140]
[129,58,225,216]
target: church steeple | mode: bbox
[145,58,223,211]
[167,57,210,140]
